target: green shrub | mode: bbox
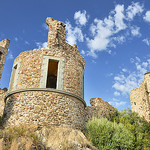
[86,117,133,150]
[109,108,150,149]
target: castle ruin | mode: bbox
[130,72,150,123]
[0,17,116,130]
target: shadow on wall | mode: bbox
[2,95,17,127]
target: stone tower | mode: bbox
[130,72,150,123]
[3,18,86,130]
[0,39,10,80]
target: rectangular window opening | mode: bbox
[46,60,58,89]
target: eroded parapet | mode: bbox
[0,39,10,80]
[85,98,116,122]
[0,39,10,49]
[46,17,66,47]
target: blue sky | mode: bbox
[0,0,150,109]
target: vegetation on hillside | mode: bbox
[86,108,150,150]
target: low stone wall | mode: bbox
[0,89,7,116]
[3,90,86,130]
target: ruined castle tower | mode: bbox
[3,18,85,130]
[130,72,150,123]
[0,39,10,80]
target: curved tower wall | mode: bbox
[3,18,86,130]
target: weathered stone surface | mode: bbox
[130,72,150,123]
[36,126,97,150]
[0,39,10,80]
[0,17,117,132]
[0,88,7,116]
[85,98,116,122]
[3,91,86,130]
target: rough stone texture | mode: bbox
[130,72,150,123]
[0,89,7,116]
[85,98,116,122]
[0,39,10,80]
[36,126,97,150]
[1,18,117,131]
[0,125,97,150]
[3,17,85,130]
[3,91,85,130]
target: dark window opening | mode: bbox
[46,60,58,89]
[0,51,2,60]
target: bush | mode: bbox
[86,117,133,150]
[109,108,150,149]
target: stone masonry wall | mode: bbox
[0,39,10,80]
[0,89,7,116]
[3,17,86,130]
[85,98,117,122]
[130,73,150,123]
[3,91,86,130]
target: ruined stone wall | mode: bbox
[0,39,10,80]
[130,73,150,123]
[0,89,7,116]
[3,17,86,130]
[3,91,85,130]
[85,98,116,122]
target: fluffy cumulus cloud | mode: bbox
[65,21,84,45]
[143,38,150,46]
[108,98,126,107]
[143,11,150,22]
[130,26,141,37]
[64,2,146,58]
[36,42,47,48]
[126,2,144,20]
[112,57,150,96]
[109,100,126,107]
[86,2,143,58]
[74,10,89,26]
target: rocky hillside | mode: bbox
[0,124,97,150]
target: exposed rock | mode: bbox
[36,126,97,150]
[0,125,97,150]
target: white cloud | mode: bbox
[42,23,48,30]
[36,42,47,48]
[7,51,14,60]
[114,4,126,32]
[143,11,150,22]
[66,2,144,58]
[109,100,126,107]
[114,91,120,96]
[143,38,150,46]
[126,2,143,20]
[81,50,85,55]
[113,36,126,44]
[25,41,30,45]
[122,68,127,72]
[65,21,84,45]
[14,37,18,42]
[130,26,141,37]
[113,57,150,96]
[86,2,144,58]
[74,10,89,26]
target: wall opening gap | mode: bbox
[46,60,58,89]
[0,51,2,61]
